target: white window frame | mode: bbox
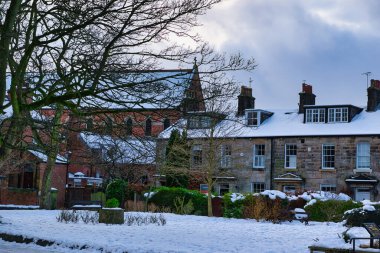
[283,185,296,194]
[253,144,265,168]
[320,184,337,193]
[285,144,297,169]
[305,108,325,123]
[246,110,260,126]
[322,144,335,169]
[328,107,348,123]
[251,182,266,193]
[220,145,232,168]
[356,142,370,170]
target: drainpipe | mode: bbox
[270,138,275,190]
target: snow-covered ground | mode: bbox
[0,210,371,253]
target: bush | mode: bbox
[125,213,167,226]
[106,179,128,206]
[148,187,207,215]
[223,193,245,218]
[344,205,380,227]
[243,195,290,223]
[105,198,120,208]
[305,200,362,222]
[56,210,98,224]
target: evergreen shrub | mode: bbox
[105,198,120,208]
[344,205,380,227]
[106,179,128,206]
[148,187,207,215]
[305,200,362,222]
[222,193,245,218]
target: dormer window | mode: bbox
[328,107,348,123]
[305,108,325,123]
[188,115,211,129]
[246,111,259,126]
[246,109,273,127]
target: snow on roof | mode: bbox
[28,150,68,164]
[159,108,380,139]
[80,70,194,110]
[80,132,156,164]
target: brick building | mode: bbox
[0,64,205,207]
[159,80,380,201]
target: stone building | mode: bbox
[158,80,380,201]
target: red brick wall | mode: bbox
[0,188,38,205]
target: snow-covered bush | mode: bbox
[125,213,166,226]
[305,200,362,222]
[344,203,380,227]
[222,193,245,218]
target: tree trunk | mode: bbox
[40,105,63,209]
[207,190,213,217]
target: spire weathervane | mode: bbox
[362,72,372,88]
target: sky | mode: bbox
[193,0,380,109]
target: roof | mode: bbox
[28,150,68,164]
[159,107,380,139]
[80,133,156,164]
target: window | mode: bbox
[145,118,152,136]
[322,144,335,169]
[105,117,113,134]
[305,108,325,123]
[251,182,265,193]
[86,118,93,130]
[285,144,297,168]
[163,118,170,130]
[126,118,133,135]
[219,184,230,196]
[220,145,232,168]
[328,108,348,123]
[320,184,336,193]
[253,144,265,168]
[246,111,259,126]
[192,145,202,166]
[283,185,296,194]
[356,142,370,169]
[188,116,211,129]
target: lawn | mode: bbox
[0,210,364,253]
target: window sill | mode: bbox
[284,168,297,171]
[320,168,336,172]
[354,169,372,173]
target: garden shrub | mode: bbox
[148,187,207,215]
[344,205,380,227]
[242,195,256,219]
[106,179,128,206]
[105,198,120,208]
[305,199,362,222]
[223,193,245,218]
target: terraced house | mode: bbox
[159,80,380,201]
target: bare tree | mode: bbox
[0,0,255,208]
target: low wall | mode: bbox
[0,188,39,206]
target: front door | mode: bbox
[355,188,371,201]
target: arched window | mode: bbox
[145,118,152,136]
[86,118,93,130]
[163,118,170,130]
[126,118,133,135]
[106,117,113,134]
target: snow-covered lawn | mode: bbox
[0,210,369,253]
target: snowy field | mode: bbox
[0,210,369,253]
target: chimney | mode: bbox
[237,86,255,116]
[367,79,380,112]
[298,83,316,114]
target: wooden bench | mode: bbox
[70,200,102,211]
